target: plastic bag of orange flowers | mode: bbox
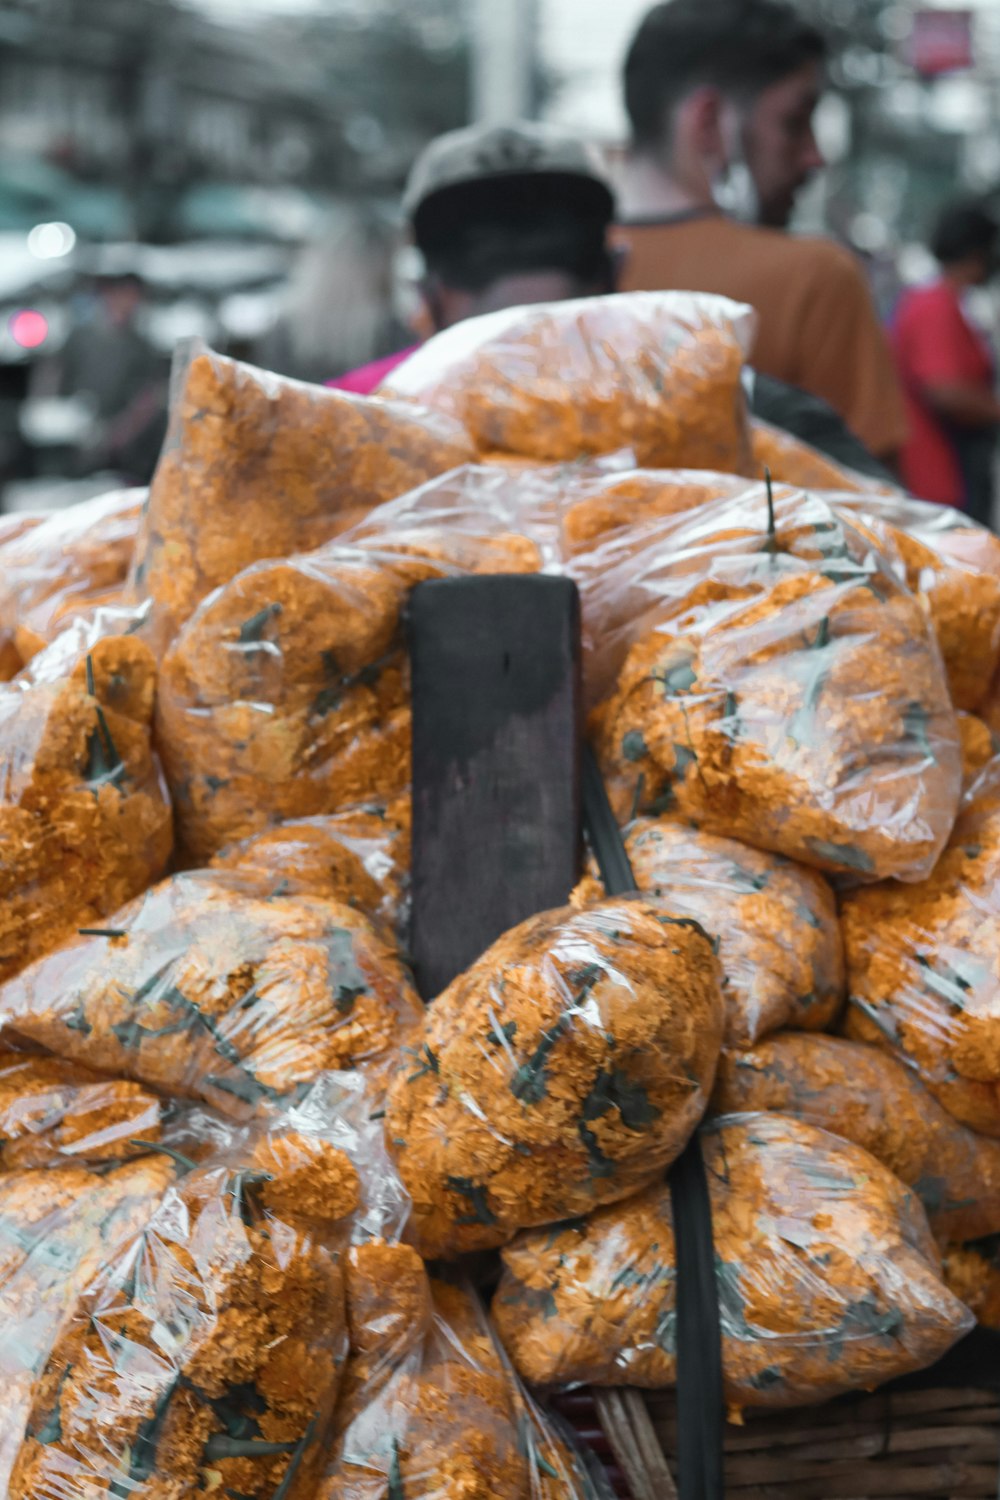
[713,1033,1000,1244]
[155,516,540,863]
[384,897,724,1259]
[580,486,962,882]
[210,798,411,938]
[833,491,1000,713]
[0,488,143,677]
[129,342,476,652]
[493,1111,972,1410]
[843,753,1000,1137]
[573,817,843,1049]
[0,1052,165,1170]
[381,289,756,473]
[745,417,898,495]
[6,1083,369,1500]
[0,637,172,984]
[0,869,422,1117]
[0,1148,181,1492]
[310,1271,606,1500]
[559,467,754,559]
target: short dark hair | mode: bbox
[930,198,998,267]
[625,0,827,150]
[418,177,614,294]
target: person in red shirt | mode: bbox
[893,200,999,524]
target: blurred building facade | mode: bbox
[0,0,469,240]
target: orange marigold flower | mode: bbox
[385,898,724,1258]
[573,817,843,1048]
[382,290,756,473]
[493,1112,971,1408]
[713,1032,1000,1243]
[129,345,475,652]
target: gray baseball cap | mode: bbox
[404,121,615,246]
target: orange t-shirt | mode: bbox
[617,213,906,461]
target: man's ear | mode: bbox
[678,84,727,165]
[418,277,473,335]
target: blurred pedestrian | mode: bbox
[256,205,407,386]
[50,272,167,483]
[330,122,617,395]
[892,199,999,526]
[616,0,906,465]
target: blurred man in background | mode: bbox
[616,0,906,465]
[330,121,617,394]
[892,200,999,526]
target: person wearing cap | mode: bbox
[616,0,907,465]
[328,121,616,396]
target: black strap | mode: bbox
[581,745,726,1500]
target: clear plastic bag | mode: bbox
[747,418,897,495]
[0,489,143,677]
[713,1033,1000,1244]
[0,1151,179,1490]
[8,1109,363,1500]
[211,798,411,937]
[313,1274,603,1500]
[381,290,756,473]
[16,599,152,687]
[560,468,753,559]
[843,757,1000,1136]
[493,1111,972,1409]
[958,711,1000,794]
[581,487,961,882]
[0,870,422,1117]
[156,524,539,863]
[0,1052,164,1170]
[384,898,724,1258]
[0,636,173,984]
[0,513,48,675]
[835,495,1000,713]
[0,512,47,550]
[573,818,843,1048]
[130,343,476,651]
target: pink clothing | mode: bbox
[326,346,418,396]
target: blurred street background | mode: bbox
[0,0,998,508]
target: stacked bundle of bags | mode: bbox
[2,288,1000,1494]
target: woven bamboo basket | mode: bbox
[593,1384,1000,1499]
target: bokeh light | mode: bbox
[27,222,77,260]
[9,309,50,349]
